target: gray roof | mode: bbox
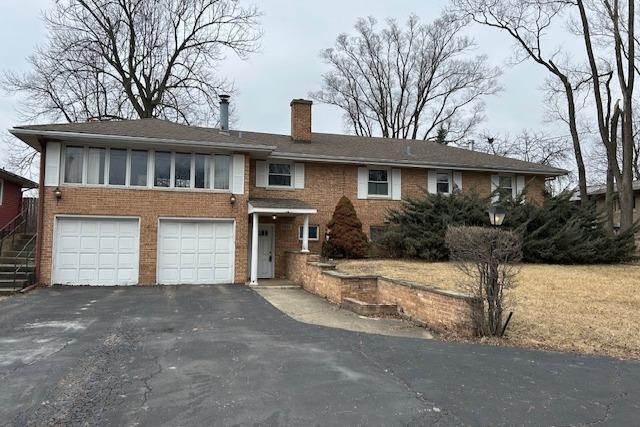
[0,168,38,188]
[11,118,567,176]
[249,198,315,210]
[585,181,640,196]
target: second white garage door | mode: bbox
[157,219,235,284]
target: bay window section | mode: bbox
[154,151,171,187]
[194,154,210,189]
[130,150,148,187]
[86,148,105,185]
[108,149,127,185]
[63,146,84,184]
[174,153,191,188]
[214,155,230,190]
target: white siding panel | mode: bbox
[357,167,368,199]
[294,163,305,189]
[391,168,402,200]
[232,154,245,194]
[45,142,61,187]
[453,172,462,193]
[427,170,437,194]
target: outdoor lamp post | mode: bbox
[487,206,506,227]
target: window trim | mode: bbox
[367,167,391,198]
[497,174,514,200]
[0,178,4,206]
[298,224,320,241]
[59,144,232,193]
[266,161,294,189]
[436,172,452,195]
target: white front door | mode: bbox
[52,216,140,286]
[257,224,274,278]
[157,219,235,284]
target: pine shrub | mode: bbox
[379,191,489,260]
[322,196,369,259]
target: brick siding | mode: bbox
[286,251,481,336]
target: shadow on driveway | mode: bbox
[0,285,638,426]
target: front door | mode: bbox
[257,224,274,278]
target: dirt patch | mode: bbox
[336,259,640,359]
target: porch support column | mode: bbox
[301,214,310,253]
[250,212,259,284]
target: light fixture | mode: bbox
[229,194,236,205]
[487,206,506,227]
[53,187,62,200]
[272,215,277,220]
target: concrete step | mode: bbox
[0,250,35,258]
[0,264,34,273]
[249,279,302,289]
[0,279,28,290]
[0,271,32,280]
[0,287,23,295]
[0,256,34,265]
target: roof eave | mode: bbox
[269,152,568,176]
[9,128,277,153]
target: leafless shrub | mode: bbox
[445,225,522,337]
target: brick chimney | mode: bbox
[290,99,312,142]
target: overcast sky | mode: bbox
[0,0,574,170]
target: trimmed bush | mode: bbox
[322,196,369,258]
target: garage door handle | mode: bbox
[269,255,272,262]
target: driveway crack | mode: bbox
[353,339,460,426]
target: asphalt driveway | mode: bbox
[0,286,638,426]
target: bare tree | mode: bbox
[452,0,590,199]
[446,225,522,337]
[311,14,501,144]
[2,0,261,170]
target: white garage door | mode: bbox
[158,219,234,284]
[53,217,139,285]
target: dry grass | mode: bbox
[337,259,640,359]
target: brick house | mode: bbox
[0,168,37,230]
[10,98,566,286]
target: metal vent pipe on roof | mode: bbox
[219,94,230,131]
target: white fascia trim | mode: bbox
[248,205,318,215]
[269,152,567,176]
[9,128,277,153]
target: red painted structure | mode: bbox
[0,169,38,229]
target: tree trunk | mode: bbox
[563,78,589,199]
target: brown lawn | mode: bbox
[336,259,640,359]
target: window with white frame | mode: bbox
[368,169,389,196]
[436,172,451,194]
[63,146,84,184]
[130,150,148,186]
[61,145,232,191]
[497,175,513,200]
[268,163,292,187]
[298,224,319,240]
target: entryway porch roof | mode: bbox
[248,198,317,215]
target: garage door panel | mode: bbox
[53,217,139,285]
[158,220,234,284]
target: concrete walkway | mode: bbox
[256,287,434,339]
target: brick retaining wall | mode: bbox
[286,251,482,336]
